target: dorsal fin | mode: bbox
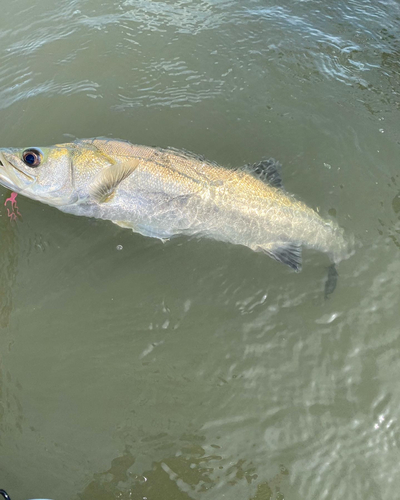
[246,158,283,189]
[89,159,139,203]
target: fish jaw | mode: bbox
[0,149,35,193]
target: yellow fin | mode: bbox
[89,159,139,203]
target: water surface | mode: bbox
[1,0,400,499]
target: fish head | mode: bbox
[0,144,77,206]
[0,140,124,207]
[0,142,110,206]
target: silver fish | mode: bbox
[0,138,352,271]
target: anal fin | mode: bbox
[256,242,302,272]
[89,159,139,203]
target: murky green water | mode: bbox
[1,0,400,498]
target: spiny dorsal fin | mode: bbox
[257,242,302,272]
[246,158,283,189]
[89,159,139,203]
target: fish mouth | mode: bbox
[0,151,34,192]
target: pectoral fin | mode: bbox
[256,242,302,272]
[89,159,139,203]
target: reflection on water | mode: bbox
[78,445,289,500]
[1,0,400,499]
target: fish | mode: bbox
[0,137,352,271]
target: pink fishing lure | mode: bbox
[4,192,21,221]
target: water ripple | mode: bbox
[1,1,400,498]
[0,0,399,111]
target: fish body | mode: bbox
[0,138,351,271]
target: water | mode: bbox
[0,0,400,498]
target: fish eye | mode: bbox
[22,148,42,168]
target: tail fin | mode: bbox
[324,264,338,299]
